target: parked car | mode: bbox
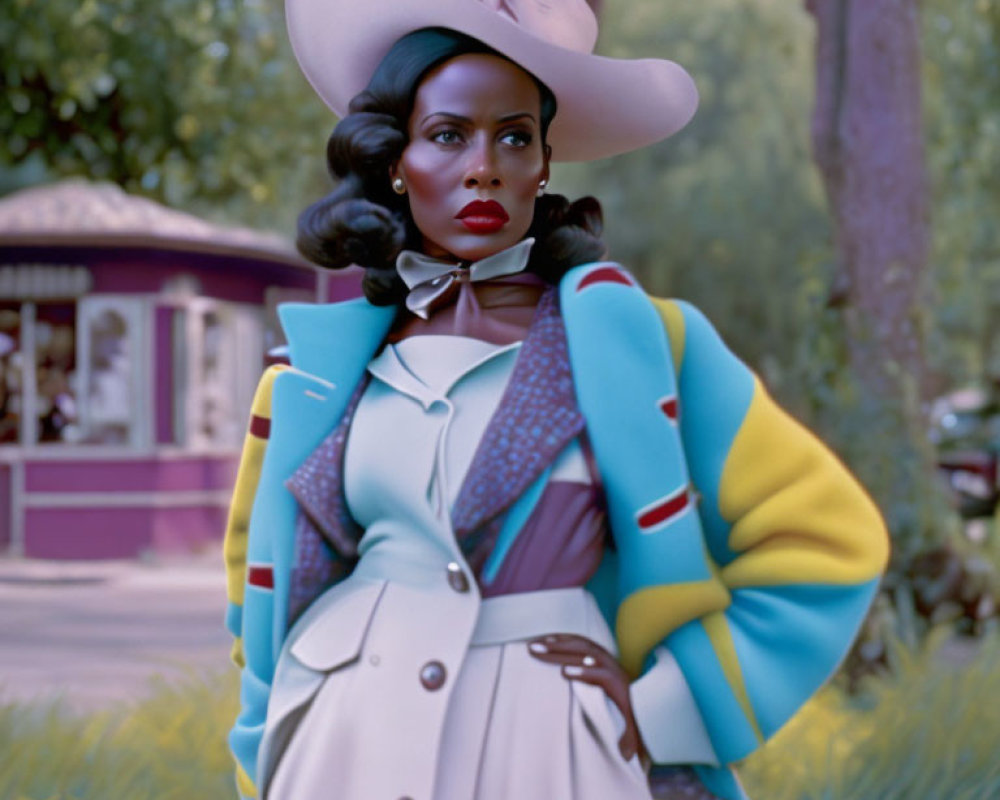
[930,386,1000,524]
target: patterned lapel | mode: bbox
[451,287,585,538]
[285,375,370,560]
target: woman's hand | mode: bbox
[527,633,648,764]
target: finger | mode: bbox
[528,649,609,672]
[527,641,607,663]
[528,649,598,667]
[562,667,633,725]
[560,666,638,761]
[618,729,638,762]
[561,665,629,728]
[560,664,617,691]
[528,637,613,661]
[534,633,579,644]
[529,634,592,651]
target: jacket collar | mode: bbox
[284,285,584,551]
[278,297,397,388]
[451,286,584,537]
[280,296,395,562]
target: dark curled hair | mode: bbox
[296,27,606,305]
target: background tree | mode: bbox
[3,0,997,566]
[1,0,331,232]
[807,0,930,394]
[558,0,831,382]
[804,0,941,557]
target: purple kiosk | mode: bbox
[0,179,360,559]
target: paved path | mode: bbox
[0,549,231,712]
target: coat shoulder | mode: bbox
[558,262,699,370]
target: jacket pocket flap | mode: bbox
[289,578,386,671]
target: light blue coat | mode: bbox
[227,262,889,799]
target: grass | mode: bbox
[0,671,239,800]
[1,634,998,800]
[740,630,1000,800]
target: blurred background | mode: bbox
[1,0,999,797]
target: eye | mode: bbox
[431,128,463,145]
[500,129,533,148]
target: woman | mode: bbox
[223,3,889,799]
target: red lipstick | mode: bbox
[456,200,509,234]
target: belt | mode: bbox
[469,587,617,653]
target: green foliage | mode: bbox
[556,0,830,382]
[0,671,239,800]
[3,0,998,566]
[923,0,1000,385]
[740,632,1000,799]
[4,637,1000,799]
[0,0,332,233]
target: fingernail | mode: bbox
[528,642,547,654]
[563,665,584,677]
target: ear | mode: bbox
[541,144,552,184]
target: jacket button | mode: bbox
[446,562,470,593]
[419,660,446,691]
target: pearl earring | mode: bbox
[537,178,548,197]
[392,177,406,195]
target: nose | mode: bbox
[463,136,502,189]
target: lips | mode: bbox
[456,200,509,234]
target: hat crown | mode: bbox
[286,0,698,161]
[479,0,598,54]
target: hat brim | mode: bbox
[287,0,698,162]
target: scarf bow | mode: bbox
[397,238,535,320]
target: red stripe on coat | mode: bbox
[659,396,678,422]
[637,487,690,530]
[576,267,634,291]
[247,565,274,589]
[249,414,270,439]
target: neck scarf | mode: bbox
[390,238,546,345]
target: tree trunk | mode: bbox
[806,0,937,548]
[807,0,929,398]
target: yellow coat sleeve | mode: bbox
[223,364,288,668]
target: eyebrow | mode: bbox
[419,111,538,126]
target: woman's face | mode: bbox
[391,53,550,262]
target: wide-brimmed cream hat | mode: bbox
[286,0,698,162]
